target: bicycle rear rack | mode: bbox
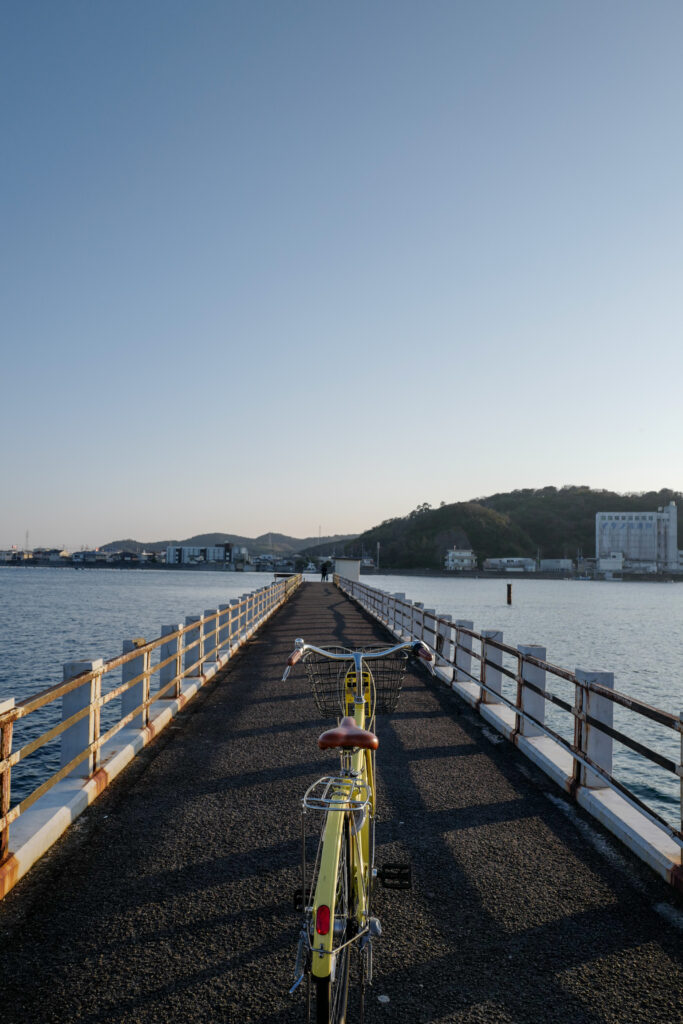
[302,776,370,813]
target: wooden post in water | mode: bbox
[507,583,512,605]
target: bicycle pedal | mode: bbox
[377,862,412,890]
[292,887,305,912]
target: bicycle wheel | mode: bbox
[315,816,352,1024]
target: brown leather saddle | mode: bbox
[318,716,378,751]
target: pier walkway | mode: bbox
[1,584,681,1023]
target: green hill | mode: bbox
[338,486,682,569]
[339,501,534,569]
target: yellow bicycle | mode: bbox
[283,638,432,1024]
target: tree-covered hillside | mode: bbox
[340,501,534,569]
[339,486,682,569]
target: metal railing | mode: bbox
[335,575,683,850]
[0,574,302,859]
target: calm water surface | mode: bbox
[1,568,680,828]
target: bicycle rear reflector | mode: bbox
[316,905,331,935]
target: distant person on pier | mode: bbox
[320,562,330,582]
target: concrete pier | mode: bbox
[0,584,681,1023]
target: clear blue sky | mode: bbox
[2,1,682,549]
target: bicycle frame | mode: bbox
[309,653,374,981]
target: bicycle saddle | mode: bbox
[318,716,379,751]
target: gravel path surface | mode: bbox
[0,583,681,1024]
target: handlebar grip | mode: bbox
[287,649,303,667]
[412,642,433,662]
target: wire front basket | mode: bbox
[303,645,408,718]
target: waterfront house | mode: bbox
[443,548,477,571]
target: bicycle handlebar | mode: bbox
[283,638,432,678]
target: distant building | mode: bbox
[166,544,232,565]
[444,548,477,571]
[595,501,678,573]
[483,557,536,573]
[73,550,109,564]
[33,548,70,563]
[539,558,574,573]
[597,552,623,578]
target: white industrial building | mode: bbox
[444,548,477,571]
[595,501,679,573]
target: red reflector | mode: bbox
[316,905,331,935]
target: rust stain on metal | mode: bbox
[668,864,683,893]
[0,853,20,900]
[143,720,161,742]
[90,766,111,798]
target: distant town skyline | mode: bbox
[3,484,680,554]
[3,2,682,550]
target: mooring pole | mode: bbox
[507,583,512,605]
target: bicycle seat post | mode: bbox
[352,652,364,705]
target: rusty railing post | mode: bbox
[203,609,218,663]
[455,620,474,683]
[481,631,503,703]
[0,699,15,861]
[61,659,103,777]
[217,605,231,657]
[229,599,240,649]
[571,675,585,794]
[183,616,201,680]
[160,624,183,698]
[423,608,437,652]
[436,613,452,660]
[576,669,614,788]
[392,593,405,637]
[517,645,546,737]
[411,602,424,641]
[122,638,149,729]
